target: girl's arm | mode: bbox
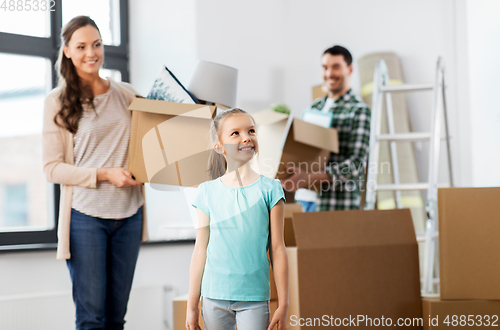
[186,208,210,330]
[268,199,289,330]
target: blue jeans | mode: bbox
[297,200,316,212]
[201,297,270,330]
[66,207,143,330]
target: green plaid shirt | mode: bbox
[311,89,371,211]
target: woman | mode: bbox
[42,16,147,330]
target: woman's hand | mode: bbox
[185,307,202,330]
[268,304,288,330]
[97,168,142,187]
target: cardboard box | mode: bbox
[252,109,289,179]
[173,294,204,330]
[270,203,304,301]
[128,98,217,187]
[312,84,327,100]
[438,187,500,300]
[277,117,338,202]
[422,297,500,329]
[286,209,422,329]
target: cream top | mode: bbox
[42,79,149,259]
[72,83,143,218]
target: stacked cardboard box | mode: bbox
[422,187,500,329]
[282,209,422,329]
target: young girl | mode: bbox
[186,108,289,330]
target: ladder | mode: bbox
[364,57,454,295]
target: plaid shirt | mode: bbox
[312,89,371,211]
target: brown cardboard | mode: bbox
[292,118,338,153]
[277,118,338,202]
[287,209,422,329]
[252,109,289,179]
[438,187,500,300]
[173,294,203,330]
[422,297,500,329]
[270,203,304,301]
[312,84,327,100]
[128,98,217,186]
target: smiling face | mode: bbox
[322,53,353,98]
[216,113,258,164]
[63,24,103,78]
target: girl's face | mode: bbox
[63,25,103,78]
[217,114,258,163]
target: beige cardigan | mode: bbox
[42,79,149,260]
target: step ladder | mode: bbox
[364,57,454,295]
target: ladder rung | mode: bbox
[416,232,439,242]
[378,133,431,142]
[375,183,429,191]
[380,84,434,93]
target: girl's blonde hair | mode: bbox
[207,108,257,180]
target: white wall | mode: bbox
[467,0,500,187]
[193,0,467,186]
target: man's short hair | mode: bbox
[323,45,353,66]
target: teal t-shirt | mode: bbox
[192,175,285,301]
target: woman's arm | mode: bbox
[268,199,289,330]
[186,208,210,330]
[42,92,141,188]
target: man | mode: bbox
[284,45,370,211]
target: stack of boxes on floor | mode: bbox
[271,205,423,329]
[423,187,500,329]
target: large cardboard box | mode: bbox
[128,98,217,187]
[286,209,422,329]
[270,203,304,301]
[438,187,500,300]
[277,117,338,203]
[422,297,500,329]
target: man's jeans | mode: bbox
[66,207,143,330]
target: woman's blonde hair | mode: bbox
[207,108,257,180]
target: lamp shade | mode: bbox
[188,60,238,108]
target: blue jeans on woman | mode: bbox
[66,207,143,330]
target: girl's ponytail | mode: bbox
[207,149,227,181]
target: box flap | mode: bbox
[129,98,215,117]
[284,203,303,219]
[252,109,289,126]
[292,209,416,249]
[292,118,339,153]
[312,84,327,100]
